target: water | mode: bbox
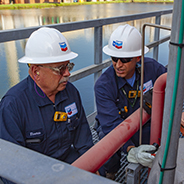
[0,3,173,115]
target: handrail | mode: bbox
[0,138,117,184]
[0,9,172,43]
[140,23,171,145]
[70,59,111,82]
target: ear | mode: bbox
[136,56,141,62]
[29,65,40,80]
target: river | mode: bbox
[0,3,173,115]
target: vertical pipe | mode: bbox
[158,0,184,183]
[150,73,167,145]
[140,24,146,145]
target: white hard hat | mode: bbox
[103,24,149,58]
[18,27,78,64]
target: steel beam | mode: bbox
[0,139,118,184]
[0,9,172,43]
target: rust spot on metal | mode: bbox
[116,123,125,130]
[126,124,130,130]
[124,119,132,123]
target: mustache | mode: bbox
[59,76,69,84]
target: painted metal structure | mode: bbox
[140,24,171,145]
[0,9,173,183]
[72,108,150,172]
[125,163,145,184]
[148,0,184,183]
[71,71,168,179]
[150,73,167,145]
[0,139,118,184]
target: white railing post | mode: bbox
[153,15,161,60]
[94,26,103,112]
[94,26,103,80]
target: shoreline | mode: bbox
[0,0,173,10]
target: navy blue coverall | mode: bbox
[94,57,167,174]
[0,76,93,183]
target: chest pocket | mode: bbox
[25,128,44,153]
[66,115,80,144]
[66,115,79,131]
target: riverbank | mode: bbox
[0,0,173,10]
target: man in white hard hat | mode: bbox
[0,27,93,183]
[94,24,167,179]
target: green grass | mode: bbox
[0,0,174,10]
[0,3,56,9]
[133,0,173,2]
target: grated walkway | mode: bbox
[90,126,130,183]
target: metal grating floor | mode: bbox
[90,126,131,184]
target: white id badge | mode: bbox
[65,102,78,118]
[140,80,153,94]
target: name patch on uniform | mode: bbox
[27,128,43,138]
[30,131,41,136]
[140,80,153,94]
[65,102,78,118]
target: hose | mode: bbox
[159,1,184,183]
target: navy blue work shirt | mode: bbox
[94,57,167,153]
[0,76,93,162]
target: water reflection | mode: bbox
[0,3,173,115]
[0,3,173,30]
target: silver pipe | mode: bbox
[159,0,184,182]
[140,25,146,145]
[140,23,171,146]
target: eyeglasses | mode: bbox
[111,57,133,63]
[38,62,75,75]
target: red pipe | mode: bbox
[150,73,167,146]
[72,108,150,173]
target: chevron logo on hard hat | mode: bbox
[59,42,68,51]
[112,40,123,49]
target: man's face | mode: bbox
[112,57,139,79]
[37,61,71,95]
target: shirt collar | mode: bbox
[116,68,140,89]
[28,76,68,107]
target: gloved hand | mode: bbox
[127,145,156,168]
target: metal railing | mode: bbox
[0,9,173,183]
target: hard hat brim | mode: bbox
[18,51,78,64]
[103,45,149,58]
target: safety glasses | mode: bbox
[38,62,75,75]
[111,57,133,63]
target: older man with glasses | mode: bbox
[94,24,167,179]
[0,27,93,184]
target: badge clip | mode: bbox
[128,90,141,98]
[54,111,68,122]
[119,106,128,119]
[119,106,128,114]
